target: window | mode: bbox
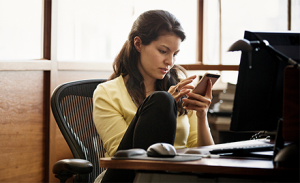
[56,0,197,64]
[291,0,300,30]
[221,0,288,66]
[132,0,197,64]
[203,0,299,84]
[57,0,133,62]
[204,0,289,66]
[0,0,43,60]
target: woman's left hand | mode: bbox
[182,79,212,118]
[168,75,196,103]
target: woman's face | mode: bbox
[135,33,181,82]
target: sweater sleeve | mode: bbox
[186,111,198,148]
[93,84,129,157]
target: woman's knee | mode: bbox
[149,91,175,106]
[136,91,177,120]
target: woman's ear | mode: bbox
[134,36,142,52]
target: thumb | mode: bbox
[205,79,213,99]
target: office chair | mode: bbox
[51,79,107,183]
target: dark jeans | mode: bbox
[101,91,178,183]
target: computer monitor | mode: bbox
[230,31,300,132]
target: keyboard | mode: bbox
[209,143,275,155]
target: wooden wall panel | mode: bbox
[0,71,47,182]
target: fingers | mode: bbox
[182,92,212,112]
[170,86,190,100]
[184,92,211,106]
[175,77,195,92]
[180,78,213,115]
[168,75,196,101]
[174,89,190,102]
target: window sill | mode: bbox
[0,60,51,71]
[0,61,238,72]
[180,64,239,71]
[57,62,113,71]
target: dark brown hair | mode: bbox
[110,10,187,115]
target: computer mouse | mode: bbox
[147,143,176,157]
[114,148,147,158]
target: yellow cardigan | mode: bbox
[93,75,198,157]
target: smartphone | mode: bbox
[192,73,220,96]
[183,73,220,107]
[182,73,220,106]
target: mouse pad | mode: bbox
[112,154,202,162]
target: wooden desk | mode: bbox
[100,140,299,182]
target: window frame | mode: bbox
[44,0,52,60]
[180,0,239,71]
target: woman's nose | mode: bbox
[165,54,174,66]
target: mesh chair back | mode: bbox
[51,79,106,182]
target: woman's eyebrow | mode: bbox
[160,45,180,52]
[160,45,170,51]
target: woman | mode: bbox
[93,10,214,182]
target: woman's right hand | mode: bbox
[168,75,196,102]
[182,79,213,118]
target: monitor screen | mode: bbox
[230,31,300,132]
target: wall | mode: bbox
[0,71,48,182]
[0,62,112,182]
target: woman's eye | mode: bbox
[159,50,167,54]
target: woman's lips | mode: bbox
[159,68,168,74]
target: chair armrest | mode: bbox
[53,159,93,182]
